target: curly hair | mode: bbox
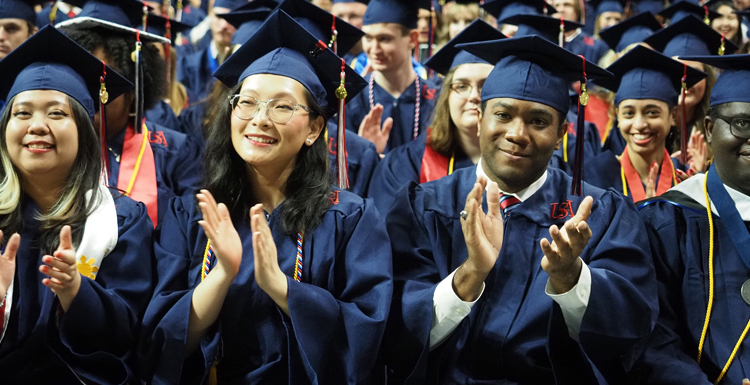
[60,25,167,110]
[202,82,332,235]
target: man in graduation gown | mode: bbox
[383,34,659,384]
[635,53,750,384]
[345,0,439,153]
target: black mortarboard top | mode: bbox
[659,0,719,23]
[598,11,662,52]
[146,13,194,45]
[500,13,582,43]
[213,0,248,11]
[632,0,664,15]
[214,9,366,115]
[679,53,750,105]
[589,0,627,15]
[362,0,418,28]
[0,0,37,23]
[57,0,170,43]
[481,0,555,20]
[0,25,131,119]
[424,19,504,75]
[644,14,738,56]
[277,0,365,55]
[456,35,613,195]
[596,44,706,107]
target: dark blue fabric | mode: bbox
[362,0,417,28]
[344,73,439,153]
[327,122,380,198]
[383,166,658,383]
[678,53,750,106]
[176,100,208,147]
[36,2,73,28]
[0,0,36,22]
[566,31,610,67]
[0,190,153,384]
[139,191,393,384]
[367,131,475,216]
[551,111,602,176]
[106,121,203,225]
[423,19,501,76]
[178,45,215,105]
[584,149,687,196]
[145,100,182,133]
[636,191,750,384]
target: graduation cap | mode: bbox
[214,10,367,188]
[0,25,132,174]
[679,53,750,105]
[632,0,665,15]
[212,0,248,11]
[598,11,662,52]
[146,13,193,44]
[659,0,719,23]
[456,35,613,195]
[481,0,555,20]
[500,13,583,46]
[644,14,738,56]
[362,0,419,28]
[589,0,627,15]
[277,0,365,55]
[0,0,38,23]
[597,45,707,162]
[333,0,369,3]
[424,19,504,75]
[218,7,272,45]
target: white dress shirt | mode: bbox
[430,161,592,349]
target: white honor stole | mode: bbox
[0,183,118,343]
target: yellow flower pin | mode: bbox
[77,255,99,280]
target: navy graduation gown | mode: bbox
[584,150,686,198]
[35,3,72,28]
[551,116,602,175]
[566,32,609,66]
[602,118,627,155]
[139,190,393,385]
[344,74,439,153]
[107,121,203,225]
[384,166,658,384]
[0,190,153,384]
[178,45,216,106]
[327,123,380,197]
[177,100,208,148]
[637,191,750,384]
[367,131,474,216]
[146,100,183,133]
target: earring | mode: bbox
[307,139,313,144]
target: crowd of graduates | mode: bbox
[1,0,750,383]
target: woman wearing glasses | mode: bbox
[138,11,393,385]
[367,20,502,215]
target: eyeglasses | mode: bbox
[713,112,750,139]
[449,82,482,99]
[228,94,311,124]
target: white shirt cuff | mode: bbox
[429,269,484,350]
[545,260,591,341]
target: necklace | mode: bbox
[369,71,421,140]
[108,147,120,163]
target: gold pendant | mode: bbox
[335,85,347,100]
[100,90,109,104]
[579,91,589,106]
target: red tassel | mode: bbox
[680,63,688,165]
[165,18,172,87]
[336,58,349,189]
[330,14,338,55]
[99,61,110,183]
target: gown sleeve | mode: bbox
[46,194,154,385]
[285,197,394,384]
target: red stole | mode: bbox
[118,121,158,226]
[420,128,453,183]
[620,148,676,202]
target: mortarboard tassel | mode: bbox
[704,6,710,25]
[572,55,588,196]
[49,0,60,26]
[558,18,565,48]
[165,18,172,87]
[679,63,688,164]
[100,61,110,183]
[329,14,338,55]
[479,0,485,18]
[336,58,350,189]
[427,3,435,79]
[719,33,726,55]
[176,0,183,22]
[133,30,145,134]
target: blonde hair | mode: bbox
[428,67,458,157]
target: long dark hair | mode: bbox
[203,82,332,235]
[0,96,103,254]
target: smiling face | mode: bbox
[706,102,750,195]
[230,74,324,173]
[617,99,675,158]
[5,90,79,183]
[362,22,416,73]
[449,63,493,136]
[712,4,740,41]
[478,97,565,192]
